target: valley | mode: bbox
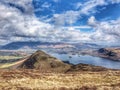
[0,45,120,90]
[0,0,120,89]
[0,50,120,90]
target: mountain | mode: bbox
[74,42,103,50]
[17,50,108,73]
[19,50,70,73]
[0,41,101,50]
[0,41,63,50]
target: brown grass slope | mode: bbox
[0,50,120,90]
[66,63,108,73]
[0,69,120,90]
[19,50,70,73]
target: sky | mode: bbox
[0,0,120,45]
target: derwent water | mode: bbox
[50,53,120,69]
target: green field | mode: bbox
[0,56,22,60]
[0,62,17,69]
[0,56,24,69]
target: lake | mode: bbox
[50,53,120,69]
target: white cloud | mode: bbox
[52,0,107,27]
[74,2,82,9]
[109,0,120,4]
[53,10,79,26]
[88,16,120,44]
[80,0,106,15]
[1,0,34,14]
[52,0,120,27]
[0,0,92,44]
[0,1,55,44]
[0,0,120,46]
[80,0,120,15]
[41,2,51,9]
[88,16,97,26]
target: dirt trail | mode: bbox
[9,57,28,69]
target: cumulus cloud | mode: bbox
[52,0,120,27]
[0,0,92,45]
[80,0,120,15]
[109,0,120,4]
[1,0,34,14]
[53,11,79,26]
[88,16,98,26]
[88,16,120,44]
[0,0,54,44]
[0,0,120,45]
[50,0,120,45]
[80,0,106,15]
[52,0,107,26]
[41,2,51,9]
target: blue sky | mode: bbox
[0,0,120,45]
[33,0,120,26]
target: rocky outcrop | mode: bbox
[97,48,120,61]
[98,48,116,56]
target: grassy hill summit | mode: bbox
[19,50,71,73]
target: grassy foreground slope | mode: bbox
[0,70,120,90]
[0,50,120,90]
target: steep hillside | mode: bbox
[19,50,71,73]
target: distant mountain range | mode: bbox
[0,41,63,50]
[0,41,102,50]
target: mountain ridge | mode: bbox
[17,50,109,73]
[0,41,101,50]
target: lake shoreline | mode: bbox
[49,53,120,69]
